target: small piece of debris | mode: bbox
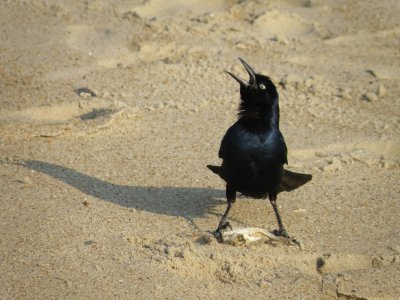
[84,240,95,246]
[292,208,307,213]
[376,84,387,97]
[321,158,342,172]
[361,92,378,102]
[16,176,33,184]
[366,69,377,77]
[75,87,97,97]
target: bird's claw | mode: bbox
[214,222,232,242]
[220,221,232,231]
[272,228,289,239]
[272,229,302,248]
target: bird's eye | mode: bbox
[259,83,266,90]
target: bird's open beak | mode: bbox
[225,58,256,87]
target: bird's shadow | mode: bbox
[21,160,225,224]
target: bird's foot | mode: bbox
[272,228,290,239]
[272,229,302,248]
[214,222,232,242]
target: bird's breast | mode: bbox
[220,127,285,195]
[231,129,282,160]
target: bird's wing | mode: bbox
[218,124,236,159]
[218,142,225,159]
[279,132,288,165]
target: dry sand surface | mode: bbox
[1,0,400,298]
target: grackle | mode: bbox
[207,58,312,241]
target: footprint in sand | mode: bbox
[253,9,318,41]
[290,140,400,170]
[0,98,134,137]
[131,0,229,19]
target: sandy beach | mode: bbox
[1,0,399,298]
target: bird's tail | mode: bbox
[279,169,312,192]
[207,165,222,175]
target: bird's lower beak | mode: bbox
[225,58,257,87]
[225,70,249,87]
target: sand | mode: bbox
[1,0,399,299]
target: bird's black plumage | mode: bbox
[207,58,312,240]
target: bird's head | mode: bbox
[226,58,278,107]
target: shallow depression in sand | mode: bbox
[253,9,316,40]
[0,101,115,124]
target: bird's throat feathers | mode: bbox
[238,99,280,129]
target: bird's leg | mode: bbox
[268,193,289,238]
[215,185,236,241]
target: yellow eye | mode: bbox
[259,83,266,90]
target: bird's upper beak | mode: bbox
[225,58,256,88]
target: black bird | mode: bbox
[207,58,312,241]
